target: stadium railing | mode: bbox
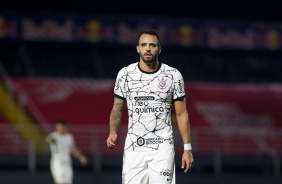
[1,123,282,156]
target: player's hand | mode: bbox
[45,136,55,144]
[106,132,117,149]
[181,150,194,173]
[79,155,87,166]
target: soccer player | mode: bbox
[106,30,194,184]
[46,119,87,184]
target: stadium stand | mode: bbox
[1,78,281,157]
[0,115,27,154]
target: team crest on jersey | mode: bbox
[157,77,168,90]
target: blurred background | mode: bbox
[0,0,282,183]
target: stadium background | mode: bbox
[0,0,282,183]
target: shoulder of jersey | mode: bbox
[161,63,180,74]
[120,62,139,74]
[67,132,73,136]
[126,62,139,69]
[161,63,174,70]
[51,132,57,136]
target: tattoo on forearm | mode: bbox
[110,98,125,132]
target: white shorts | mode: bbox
[122,148,175,184]
[50,160,73,184]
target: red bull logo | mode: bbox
[0,16,17,39]
[264,29,282,51]
[171,24,202,47]
[77,20,113,43]
[22,18,74,41]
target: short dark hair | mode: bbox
[56,119,67,126]
[138,30,161,46]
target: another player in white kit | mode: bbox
[106,30,194,184]
[46,120,87,184]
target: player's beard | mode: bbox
[140,53,157,64]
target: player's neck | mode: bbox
[139,60,159,72]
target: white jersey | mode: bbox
[114,62,185,151]
[49,132,74,163]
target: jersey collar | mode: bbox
[138,62,162,74]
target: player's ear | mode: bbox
[136,45,140,53]
[158,45,162,54]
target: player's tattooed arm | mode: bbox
[107,97,125,149]
[109,97,125,133]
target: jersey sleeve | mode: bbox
[114,67,127,100]
[69,134,75,147]
[173,69,185,101]
[50,132,56,141]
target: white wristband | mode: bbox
[184,143,192,150]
